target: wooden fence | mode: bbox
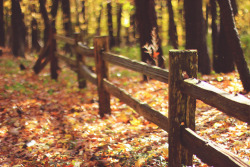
[34,33,250,167]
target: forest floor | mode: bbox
[0,47,250,167]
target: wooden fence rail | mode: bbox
[42,34,250,167]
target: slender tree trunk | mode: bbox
[0,0,5,47]
[50,0,59,80]
[39,0,50,45]
[215,0,237,73]
[107,2,115,48]
[217,21,235,73]
[130,9,136,44]
[116,3,122,46]
[134,0,165,77]
[62,0,72,36]
[184,0,211,74]
[217,0,250,92]
[167,0,178,49]
[61,0,72,53]
[230,0,238,15]
[11,0,25,57]
[31,18,41,51]
[210,0,219,71]
[96,5,103,36]
[74,0,80,28]
[81,0,88,37]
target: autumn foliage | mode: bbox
[0,48,250,166]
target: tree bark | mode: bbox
[214,0,237,73]
[210,0,219,72]
[50,0,59,80]
[216,21,235,73]
[11,0,25,57]
[96,4,103,36]
[116,3,122,46]
[167,0,178,49]
[184,0,211,74]
[129,8,136,44]
[39,0,50,44]
[62,0,72,36]
[81,0,88,37]
[134,0,165,81]
[217,0,250,92]
[0,0,5,47]
[31,18,41,51]
[107,2,115,48]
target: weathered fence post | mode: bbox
[94,36,111,117]
[168,50,198,166]
[74,33,86,88]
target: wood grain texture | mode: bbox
[103,79,169,132]
[103,52,169,83]
[79,64,97,85]
[75,42,94,57]
[94,36,111,117]
[181,127,250,167]
[54,34,75,45]
[168,50,197,166]
[181,78,250,123]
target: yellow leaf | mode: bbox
[130,116,141,126]
[135,157,146,167]
[65,134,72,139]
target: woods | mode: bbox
[0,0,248,90]
[0,0,250,166]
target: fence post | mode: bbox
[74,33,86,88]
[168,50,198,166]
[94,36,111,117]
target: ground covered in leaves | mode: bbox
[0,48,250,166]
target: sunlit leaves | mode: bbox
[1,51,249,166]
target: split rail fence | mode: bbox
[34,33,250,167]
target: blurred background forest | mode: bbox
[0,0,250,69]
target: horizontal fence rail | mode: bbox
[181,127,250,167]
[75,42,94,57]
[54,34,75,45]
[103,52,169,83]
[53,34,250,167]
[181,79,250,123]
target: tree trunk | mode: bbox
[167,0,178,49]
[39,0,50,45]
[130,9,136,44]
[210,0,219,72]
[116,3,122,46]
[184,0,211,74]
[217,0,250,92]
[216,21,235,73]
[31,18,41,51]
[96,4,103,36]
[11,0,25,57]
[50,0,59,80]
[230,0,238,15]
[74,0,80,28]
[134,0,165,81]
[62,0,72,36]
[0,0,5,47]
[107,2,115,48]
[81,0,88,37]
[61,0,72,53]
[214,0,238,73]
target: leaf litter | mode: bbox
[0,49,249,166]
